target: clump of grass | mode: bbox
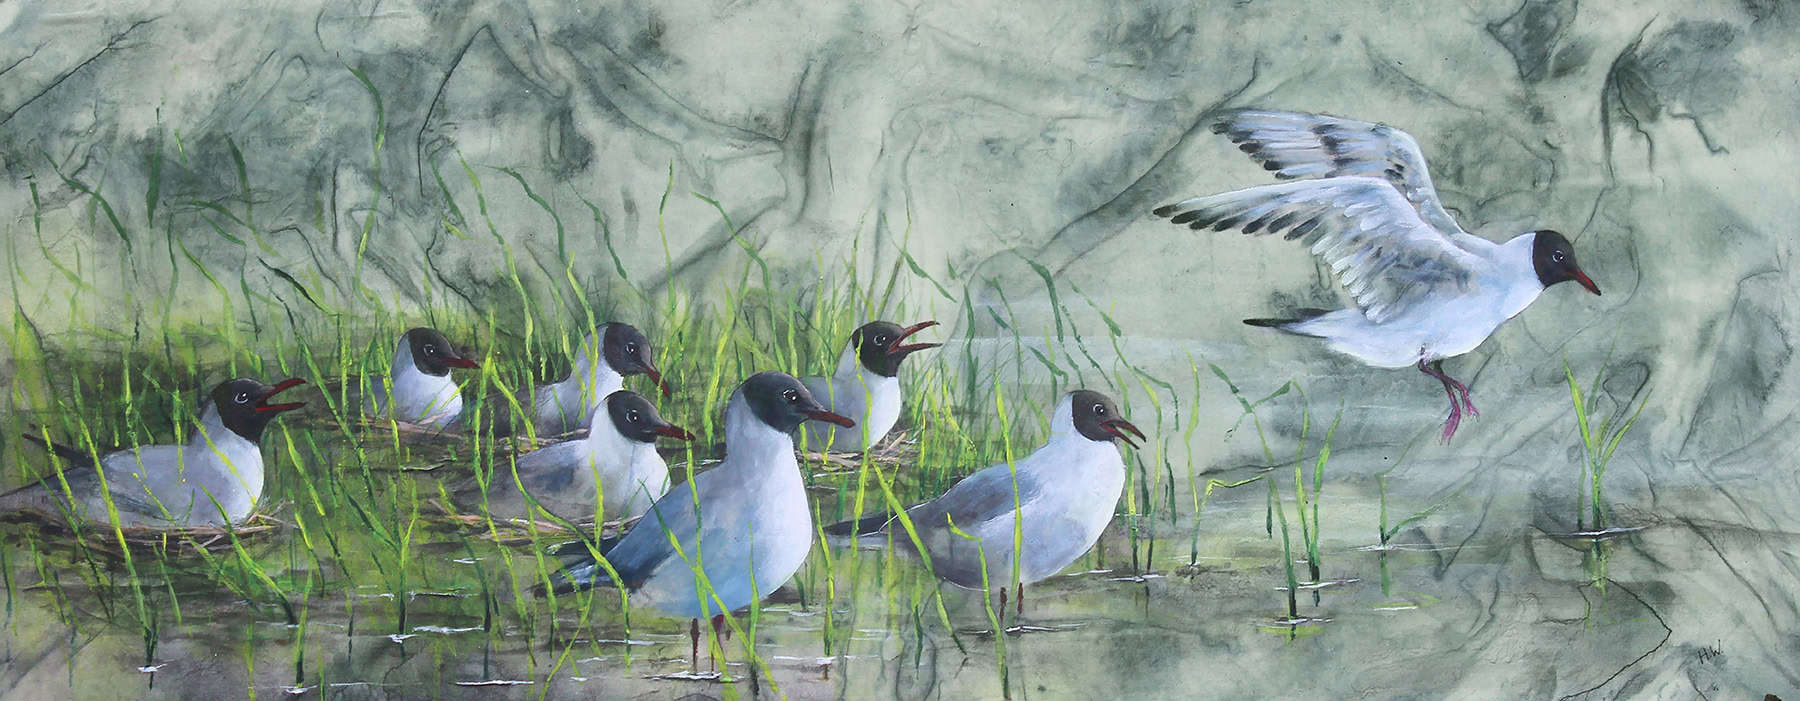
[1200,366,1340,622]
[6,94,1233,695]
[1562,358,1651,532]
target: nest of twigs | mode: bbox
[427,504,639,547]
[799,430,921,471]
[3,510,289,559]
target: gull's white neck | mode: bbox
[383,335,461,424]
[1027,396,1121,474]
[569,331,624,394]
[183,404,265,520]
[1496,233,1547,318]
[828,345,902,441]
[547,334,624,418]
[721,393,798,476]
[581,409,638,458]
[832,345,861,377]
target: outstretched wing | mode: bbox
[1212,109,1466,236]
[1153,177,1482,323]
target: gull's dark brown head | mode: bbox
[1531,230,1601,296]
[403,327,480,376]
[850,320,940,378]
[742,371,855,434]
[602,323,670,397]
[604,390,693,443]
[1068,389,1144,449]
[210,377,307,442]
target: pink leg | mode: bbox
[1419,360,1467,441]
[1436,368,1479,416]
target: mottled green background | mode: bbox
[2,0,1796,698]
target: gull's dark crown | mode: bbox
[741,371,830,434]
[1069,389,1123,443]
[605,390,675,443]
[850,321,909,377]
[601,323,658,376]
[208,378,291,442]
[403,327,468,376]
[1530,230,1583,289]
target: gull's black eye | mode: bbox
[1551,250,1566,263]
[423,344,438,355]
[874,335,890,347]
[1093,403,1106,416]
[625,343,638,355]
[784,389,800,403]
[628,410,641,423]
[235,392,251,404]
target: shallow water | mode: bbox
[3,427,1793,701]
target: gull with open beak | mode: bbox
[799,320,940,452]
[4,377,308,528]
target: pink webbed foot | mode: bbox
[1440,402,1463,443]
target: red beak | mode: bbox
[887,320,942,355]
[644,367,672,397]
[1572,269,1601,296]
[255,378,309,413]
[1101,419,1145,449]
[805,410,856,428]
[652,423,695,441]
[442,355,481,369]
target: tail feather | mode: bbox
[539,535,627,596]
[457,393,517,438]
[20,432,97,469]
[3,431,94,519]
[823,513,892,538]
[0,483,52,515]
[1242,308,1332,336]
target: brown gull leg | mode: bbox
[689,619,700,671]
[710,614,730,672]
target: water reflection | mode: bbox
[4,480,1798,698]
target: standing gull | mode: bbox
[826,390,1142,615]
[1152,109,1602,440]
[549,372,854,668]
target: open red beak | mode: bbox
[442,355,481,369]
[887,320,942,355]
[805,409,856,429]
[652,423,695,441]
[644,367,673,397]
[255,377,309,413]
[1573,269,1601,296]
[1101,419,1145,449]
